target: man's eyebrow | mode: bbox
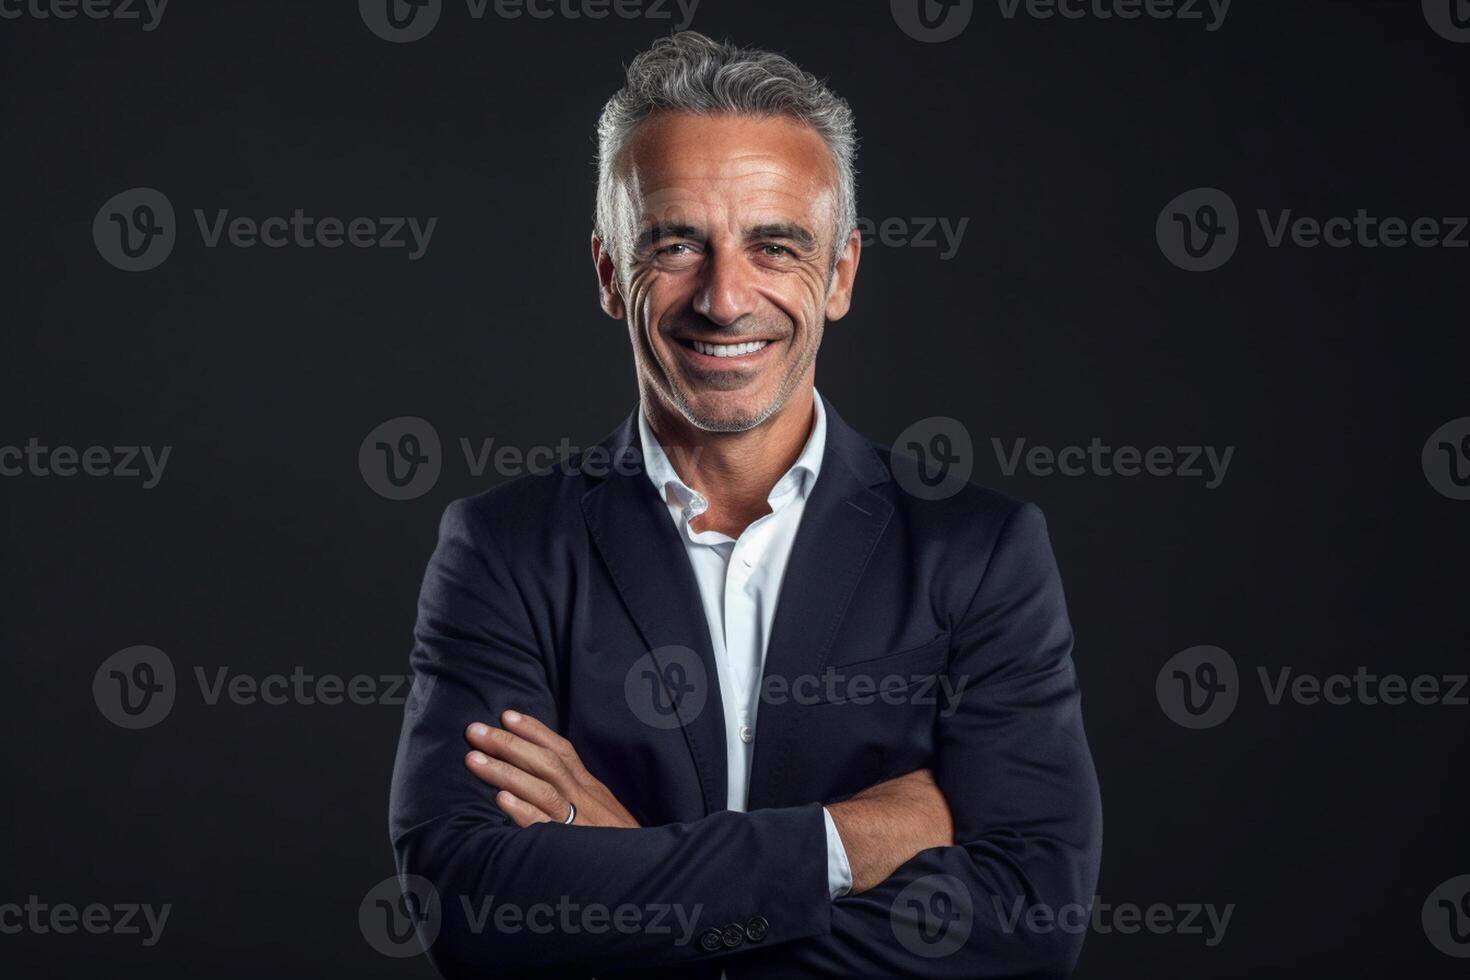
[636,223,706,248]
[747,223,819,250]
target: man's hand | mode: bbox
[463,710,640,829]
[827,768,954,895]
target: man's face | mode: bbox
[594,112,860,433]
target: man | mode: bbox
[390,31,1101,979]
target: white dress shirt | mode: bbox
[637,391,853,902]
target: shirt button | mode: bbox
[738,724,754,744]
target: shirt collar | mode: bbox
[637,390,827,520]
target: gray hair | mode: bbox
[594,31,858,268]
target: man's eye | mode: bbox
[659,243,694,256]
[760,244,792,257]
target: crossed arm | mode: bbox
[389,498,1102,977]
[461,709,953,895]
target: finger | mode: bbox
[493,790,554,828]
[502,711,583,770]
[464,751,564,817]
[466,722,569,786]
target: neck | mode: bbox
[642,385,816,537]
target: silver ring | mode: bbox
[562,801,576,825]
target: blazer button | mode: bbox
[699,928,724,953]
[720,923,745,948]
[745,915,770,943]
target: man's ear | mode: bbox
[592,233,626,320]
[824,228,862,321]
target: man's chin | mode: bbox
[673,389,778,434]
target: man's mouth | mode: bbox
[678,339,773,358]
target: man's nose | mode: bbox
[692,248,758,327]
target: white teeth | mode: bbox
[690,340,770,358]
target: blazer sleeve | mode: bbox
[388,497,834,977]
[739,501,1103,979]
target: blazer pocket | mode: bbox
[809,633,951,706]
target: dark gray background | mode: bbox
[2,0,1467,976]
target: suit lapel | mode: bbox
[581,414,728,816]
[747,397,894,809]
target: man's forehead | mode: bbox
[616,112,837,218]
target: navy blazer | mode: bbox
[389,395,1102,979]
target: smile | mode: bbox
[681,339,772,358]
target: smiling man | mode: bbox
[390,31,1101,979]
